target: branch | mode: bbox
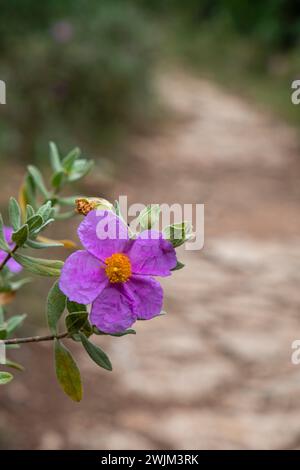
[0,245,18,272]
[3,331,69,345]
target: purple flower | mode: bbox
[59,210,177,333]
[0,227,22,273]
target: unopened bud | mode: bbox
[76,197,113,216]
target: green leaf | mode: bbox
[25,239,63,249]
[46,281,66,334]
[171,260,185,271]
[79,333,112,371]
[0,214,10,252]
[26,204,35,219]
[0,372,13,385]
[68,160,94,182]
[27,214,43,233]
[0,266,12,281]
[81,320,93,338]
[0,306,4,324]
[67,300,87,314]
[51,171,65,190]
[54,339,82,402]
[62,147,80,173]
[113,200,127,226]
[12,253,64,277]
[109,329,136,337]
[27,165,49,199]
[7,314,27,334]
[9,278,31,291]
[138,204,160,231]
[93,327,136,337]
[9,197,21,230]
[58,196,79,207]
[32,218,55,235]
[37,201,53,222]
[138,310,166,321]
[12,224,29,246]
[0,327,7,340]
[114,200,122,217]
[49,142,62,172]
[65,312,88,335]
[24,175,37,210]
[70,333,81,342]
[54,211,75,220]
[4,359,24,371]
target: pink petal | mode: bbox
[0,226,22,273]
[59,250,108,304]
[90,285,136,334]
[125,275,163,320]
[3,226,13,243]
[128,230,177,276]
[7,257,22,273]
[78,210,129,262]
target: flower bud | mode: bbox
[75,197,113,216]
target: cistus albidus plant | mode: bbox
[0,143,192,401]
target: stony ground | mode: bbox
[1,70,300,449]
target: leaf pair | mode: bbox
[19,142,93,223]
[47,281,112,402]
[50,142,94,190]
[8,197,56,249]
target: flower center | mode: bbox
[105,253,132,283]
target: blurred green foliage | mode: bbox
[138,0,300,51]
[0,0,156,161]
[0,0,300,162]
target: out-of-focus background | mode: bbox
[1,0,300,450]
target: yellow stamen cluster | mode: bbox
[105,253,132,284]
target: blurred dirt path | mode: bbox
[2,70,300,450]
